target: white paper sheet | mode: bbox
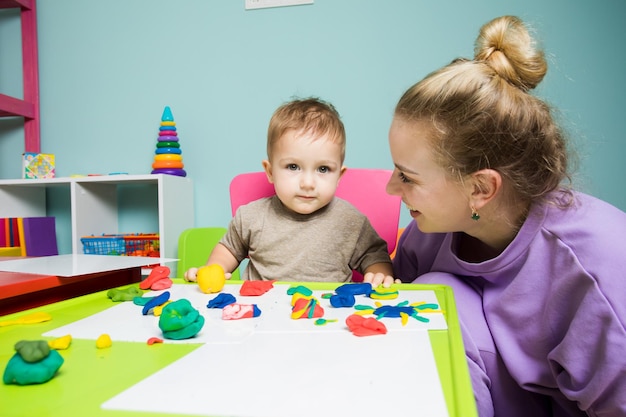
[102,330,449,417]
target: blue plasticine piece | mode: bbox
[252,305,262,317]
[207,293,236,309]
[161,106,174,122]
[142,291,170,315]
[335,282,372,296]
[330,293,356,308]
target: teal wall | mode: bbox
[2,1,625,240]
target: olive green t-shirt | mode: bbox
[220,196,391,282]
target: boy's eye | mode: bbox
[287,164,299,171]
[318,166,329,174]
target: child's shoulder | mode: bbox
[235,196,275,215]
[332,197,367,218]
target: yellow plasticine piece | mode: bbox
[154,154,183,161]
[370,286,399,300]
[354,310,373,316]
[290,293,313,307]
[48,335,72,350]
[153,300,172,316]
[400,312,409,326]
[197,264,226,294]
[0,311,52,327]
[290,307,306,320]
[96,334,112,349]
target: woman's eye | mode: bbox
[399,172,412,183]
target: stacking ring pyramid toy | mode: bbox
[151,106,187,177]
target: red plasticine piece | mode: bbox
[239,280,275,296]
[147,337,164,345]
[140,266,171,290]
[222,303,261,320]
[345,314,387,336]
[150,278,173,290]
[291,298,324,319]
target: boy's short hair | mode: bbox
[267,97,346,162]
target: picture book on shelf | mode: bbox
[22,153,55,179]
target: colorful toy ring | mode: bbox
[151,168,187,176]
[156,141,180,148]
[154,154,182,161]
[155,148,182,155]
[152,160,184,169]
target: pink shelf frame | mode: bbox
[0,0,40,153]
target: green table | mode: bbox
[0,281,477,417]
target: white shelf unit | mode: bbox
[0,174,193,261]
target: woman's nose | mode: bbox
[386,172,399,196]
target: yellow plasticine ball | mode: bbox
[197,264,226,294]
[96,334,112,349]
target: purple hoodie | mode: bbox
[393,191,626,417]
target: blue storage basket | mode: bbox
[81,234,126,255]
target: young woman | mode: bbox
[368,15,626,417]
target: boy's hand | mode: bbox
[184,267,199,282]
[363,272,400,288]
[184,266,232,282]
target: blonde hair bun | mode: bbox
[474,15,547,91]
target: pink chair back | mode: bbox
[229,169,401,254]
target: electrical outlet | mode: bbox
[245,0,314,10]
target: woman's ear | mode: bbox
[261,160,274,184]
[470,169,502,209]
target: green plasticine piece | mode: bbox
[14,340,50,363]
[107,286,143,302]
[307,299,317,319]
[3,349,64,385]
[286,285,312,296]
[412,314,430,323]
[162,315,205,340]
[158,299,198,331]
[158,299,205,340]
[414,303,439,310]
[314,318,338,326]
[133,296,153,306]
